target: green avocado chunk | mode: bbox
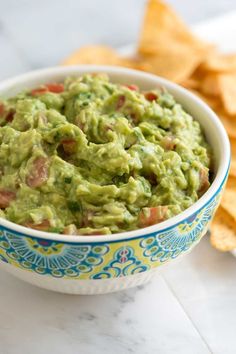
[0,74,211,235]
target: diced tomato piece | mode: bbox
[0,103,5,115]
[31,83,64,96]
[61,139,75,144]
[116,95,126,109]
[45,83,64,93]
[198,168,210,197]
[5,109,15,122]
[161,136,176,151]
[145,92,158,102]
[26,157,49,188]
[24,219,50,231]
[0,190,16,209]
[138,206,168,227]
[61,139,77,154]
[31,87,49,96]
[124,84,139,91]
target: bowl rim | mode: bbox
[0,65,231,243]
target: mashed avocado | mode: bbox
[0,74,211,235]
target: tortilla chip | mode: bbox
[218,74,236,115]
[200,73,222,97]
[218,111,236,138]
[201,53,236,73]
[221,186,236,221]
[139,48,207,83]
[62,45,120,66]
[138,0,209,82]
[210,207,236,251]
[226,176,236,189]
[139,0,206,55]
[62,46,145,71]
[202,96,220,111]
[181,77,201,90]
[198,73,236,115]
[229,138,236,177]
[189,89,220,111]
[116,57,145,71]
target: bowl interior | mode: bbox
[0,65,230,242]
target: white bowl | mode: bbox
[0,66,230,294]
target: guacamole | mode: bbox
[0,74,211,235]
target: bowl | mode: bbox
[0,66,230,294]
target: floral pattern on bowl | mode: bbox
[0,190,221,280]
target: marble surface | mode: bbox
[0,0,236,76]
[0,1,236,354]
[1,237,236,354]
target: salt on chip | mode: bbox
[210,206,236,251]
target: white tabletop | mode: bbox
[1,237,236,354]
[0,1,236,353]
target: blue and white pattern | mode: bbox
[92,246,148,279]
[0,189,224,279]
[140,195,219,263]
[0,231,109,278]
